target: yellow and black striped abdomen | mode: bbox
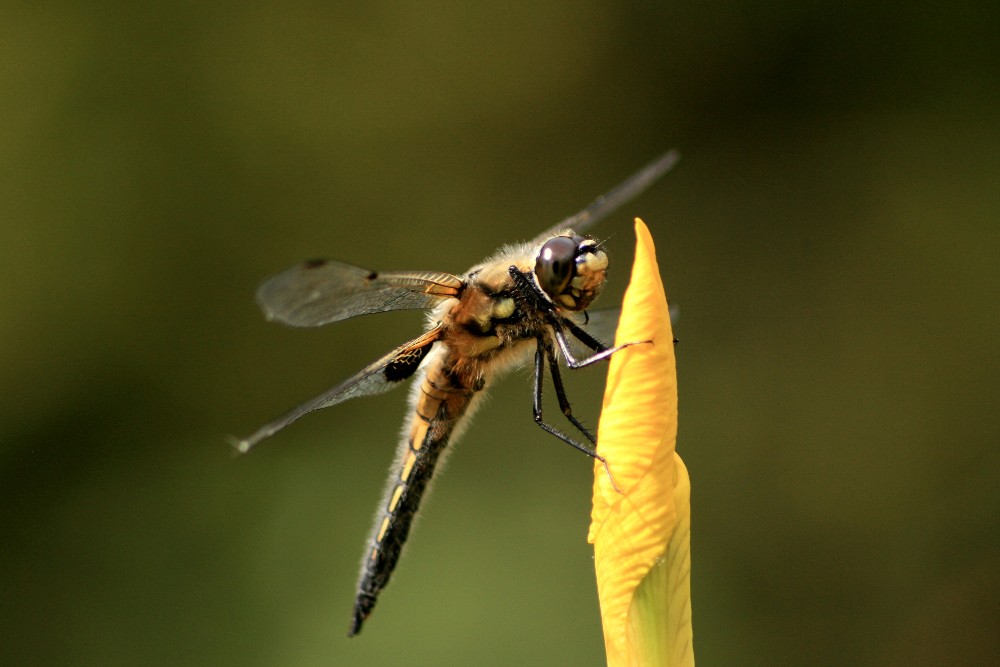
[349,356,477,636]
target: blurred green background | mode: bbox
[2,2,998,665]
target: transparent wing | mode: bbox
[234,326,443,453]
[256,259,463,327]
[530,149,679,245]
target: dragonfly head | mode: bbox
[534,234,608,311]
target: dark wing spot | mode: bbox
[303,258,327,269]
[384,341,433,382]
[366,271,379,281]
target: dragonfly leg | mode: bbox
[532,338,600,454]
[560,316,608,353]
[551,319,651,369]
[531,338,619,492]
[539,334,597,445]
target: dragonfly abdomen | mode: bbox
[349,355,478,636]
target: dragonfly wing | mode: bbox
[530,149,679,245]
[256,259,463,327]
[234,326,443,453]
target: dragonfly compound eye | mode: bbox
[535,235,578,300]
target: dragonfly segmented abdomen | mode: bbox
[349,358,477,636]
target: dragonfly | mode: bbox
[235,149,679,636]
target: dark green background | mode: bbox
[2,3,997,665]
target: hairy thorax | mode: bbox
[434,267,537,387]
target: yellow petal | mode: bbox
[589,219,693,666]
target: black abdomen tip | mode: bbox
[348,594,375,637]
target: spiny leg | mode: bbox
[539,333,597,445]
[551,317,650,369]
[561,316,608,353]
[531,337,617,489]
[532,338,598,456]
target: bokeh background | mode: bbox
[2,2,998,665]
